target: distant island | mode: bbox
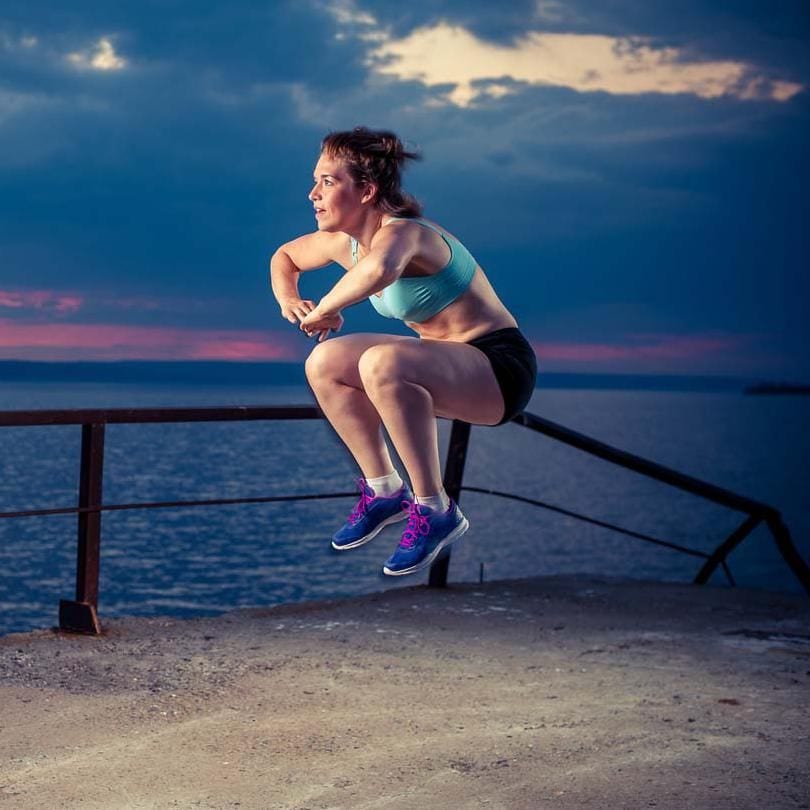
[744,382,810,395]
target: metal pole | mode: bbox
[59,422,105,633]
[766,514,810,595]
[429,420,471,588]
[693,514,760,585]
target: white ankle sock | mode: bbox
[364,470,403,497]
[415,491,450,512]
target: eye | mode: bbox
[323,179,333,186]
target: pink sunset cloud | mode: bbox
[0,319,303,361]
[0,316,754,372]
[0,287,201,316]
[0,289,84,314]
[532,332,745,363]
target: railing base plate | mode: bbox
[59,599,101,634]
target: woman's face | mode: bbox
[308,153,368,232]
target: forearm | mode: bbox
[269,249,302,304]
[319,259,392,315]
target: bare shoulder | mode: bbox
[374,217,426,249]
[379,217,451,272]
[277,230,349,271]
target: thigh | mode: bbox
[361,338,505,425]
[306,332,416,389]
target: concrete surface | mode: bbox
[1,575,809,809]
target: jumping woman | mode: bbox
[269,127,537,577]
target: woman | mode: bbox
[269,127,536,577]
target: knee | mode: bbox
[358,345,406,391]
[304,340,340,385]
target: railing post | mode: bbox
[429,420,471,588]
[693,514,761,586]
[59,422,105,633]
[765,513,810,595]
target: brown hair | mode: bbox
[321,126,422,217]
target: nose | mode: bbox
[308,183,320,202]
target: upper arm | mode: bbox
[275,230,346,272]
[364,221,421,279]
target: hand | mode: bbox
[299,307,344,342]
[279,297,316,325]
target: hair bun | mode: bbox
[381,135,401,160]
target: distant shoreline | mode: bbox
[0,360,761,392]
[743,382,810,395]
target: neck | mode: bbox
[347,209,386,250]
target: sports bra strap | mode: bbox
[350,218,451,267]
[385,217,454,253]
[386,216,444,237]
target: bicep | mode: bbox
[277,231,344,272]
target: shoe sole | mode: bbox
[331,510,408,551]
[382,515,470,576]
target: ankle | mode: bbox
[414,490,450,512]
[364,470,404,497]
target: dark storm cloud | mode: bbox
[0,1,807,373]
[0,2,360,311]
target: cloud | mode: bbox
[66,36,127,71]
[0,287,262,324]
[533,1,567,24]
[0,289,83,314]
[319,0,378,29]
[535,332,746,362]
[0,319,303,361]
[365,23,803,107]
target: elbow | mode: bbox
[270,247,298,275]
[269,247,287,269]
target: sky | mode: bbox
[1,0,808,377]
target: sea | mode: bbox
[1,366,808,636]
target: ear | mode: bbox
[360,182,378,205]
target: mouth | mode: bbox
[314,208,326,217]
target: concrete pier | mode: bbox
[1,575,808,809]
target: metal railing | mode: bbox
[1,405,807,634]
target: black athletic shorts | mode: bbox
[467,327,537,425]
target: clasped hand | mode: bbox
[299,306,343,341]
[280,297,343,343]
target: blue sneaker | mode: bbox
[382,499,469,576]
[331,478,413,551]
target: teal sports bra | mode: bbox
[350,218,477,323]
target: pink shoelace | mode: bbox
[348,478,375,524]
[398,500,431,549]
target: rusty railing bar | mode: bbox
[429,419,471,588]
[694,515,761,585]
[1,406,806,626]
[58,423,105,633]
[765,514,810,594]
[0,405,322,428]
[460,485,711,560]
[509,411,776,519]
